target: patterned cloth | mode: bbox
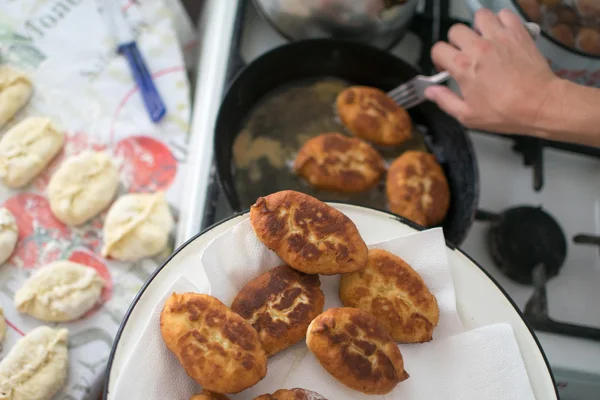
[0,0,196,398]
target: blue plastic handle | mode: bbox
[118,42,167,123]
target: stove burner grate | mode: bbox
[478,206,567,285]
[524,264,600,342]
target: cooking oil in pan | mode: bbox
[232,77,429,210]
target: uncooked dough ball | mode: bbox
[102,192,174,261]
[14,260,105,322]
[0,326,68,400]
[0,117,64,188]
[0,66,32,129]
[48,150,120,226]
[0,207,18,266]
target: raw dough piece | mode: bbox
[48,151,119,226]
[0,326,68,400]
[0,117,64,188]
[0,66,33,129]
[0,207,18,265]
[14,261,104,322]
[102,192,174,261]
[0,307,5,349]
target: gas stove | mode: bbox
[183,0,600,398]
[461,133,600,398]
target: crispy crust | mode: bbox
[250,191,368,275]
[336,86,412,146]
[231,265,325,356]
[294,133,385,193]
[306,307,408,394]
[160,293,267,393]
[386,151,450,227]
[253,388,328,400]
[190,390,230,400]
[340,249,439,343]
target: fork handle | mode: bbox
[431,71,451,84]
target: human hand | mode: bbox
[425,9,564,135]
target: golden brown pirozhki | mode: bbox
[294,133,385,193]
[250,190,368,275]
[190,391,230,400]
[231,265,325,356]
[306,307,408,394]
[253,388,328,400]
[336,86,412,146]
[340,249,439,343]
[160,293,267,394]
[386,151,450,227]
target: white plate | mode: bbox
[103,204,557,399]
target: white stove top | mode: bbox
[463,133,600,376]
[185,0,600,397]
[463,134,600,328]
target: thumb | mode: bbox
[424,85,468,122]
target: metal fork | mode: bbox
[387,22,542,109]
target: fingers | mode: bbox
[432,41,474,79]
[431,42,460,74]
[497,9,522,31]
[424,86,469,124]
[448,23,481,50]
[474,8,503,37]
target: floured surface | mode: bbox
[0,0,196,398]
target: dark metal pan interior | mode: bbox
[214,39,479,244]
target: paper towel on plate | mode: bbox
[111,269,300,400]
[112,276,200,400]
[200,219,467,398]
[284,324,535,400]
